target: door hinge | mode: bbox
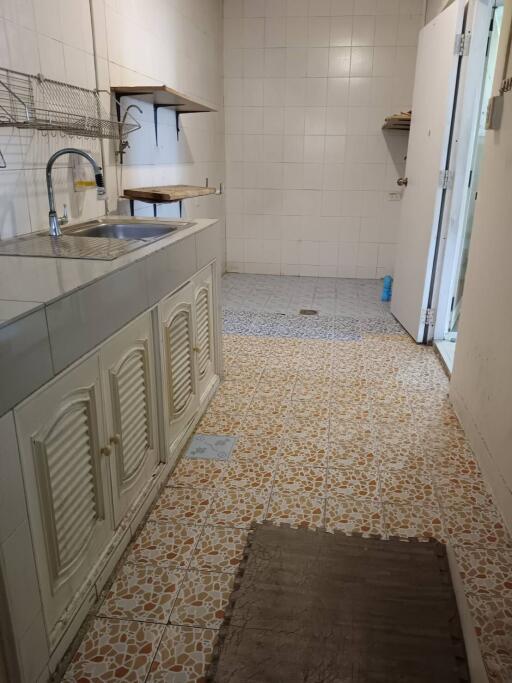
[439,169,453,189]
[454,32,471,56]
[422,308,436,326]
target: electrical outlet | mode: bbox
[388,192,401,201]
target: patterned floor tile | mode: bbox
[266,491,325,528]
[207,488,270,529]
[230,434,282,465]
[149,488,213,525]
[454,547,512,597]
[436,474,494,509]
[273,464,326,495]
[279,438,329,468]
[195,412,243,436]
[168,460,225,490]
[326,466,380,501]
[325,496,384,537]
[221,460,274,491]
[239,415,286,439]
[98,564,184,623]
[63,618,163,682]
[170,570,235,629]
[283,416,330,441]
[190,526,248,573]
[467,594,512,682]
[380,467,435,505]
[147,625,217,683]
[184,434,238,461]
[443,504,512,548]
[383,503,446,542]
[329,420,373,443]
[328,439,377,470]
[377,442,429,471]
[127,522,201,568]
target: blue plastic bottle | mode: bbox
[381,275,393,302]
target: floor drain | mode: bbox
[299,309,318,316]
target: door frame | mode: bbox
[431,0,496,341]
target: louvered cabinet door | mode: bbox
[193,267,216,402]
[14,355,112,633]
[160,282,199,453]
[100,312,159,527]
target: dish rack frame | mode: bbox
[0,67,140,141]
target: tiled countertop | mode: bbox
[0,216,221,416]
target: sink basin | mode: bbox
[0,220,195,261]
[68,222,178,241]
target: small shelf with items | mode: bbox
[382,111,412,131]
[111,84,216,146]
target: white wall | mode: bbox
[450,0,512,531]
[0,0,225,271]
[223,0,424,278]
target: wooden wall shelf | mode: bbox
[382,113,411,131]
[111,85,216,113]
[123,185,217,203]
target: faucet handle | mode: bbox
[59,204,68,226]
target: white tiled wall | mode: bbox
[224,0,424,278]
[0,0,225,272]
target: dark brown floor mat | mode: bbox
[207,524,469,683]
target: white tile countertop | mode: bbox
[0,216,221,415]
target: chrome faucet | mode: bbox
[46,148,105,237]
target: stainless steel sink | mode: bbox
[0,219,195,261]
[67,222,179,241]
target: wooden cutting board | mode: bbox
[123,185,216,203]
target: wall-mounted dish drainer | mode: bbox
[0,67,140,141]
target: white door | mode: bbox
[14,355,113,633]
[100,312,159,527]
[193,266,216,403]
[392,0,465,342]
[160,282,199,455]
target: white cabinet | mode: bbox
[13,312,160,634]
[193,266,216,403]
[100,312,159,527]
[14,355,112,634]
[159,265,218,457]
[160,282,200,454]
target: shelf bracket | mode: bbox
[153,104,176,146]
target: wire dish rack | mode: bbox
[0,67,140,140]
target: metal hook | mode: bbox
[0,148,6,169]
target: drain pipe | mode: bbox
[89,0,110,215]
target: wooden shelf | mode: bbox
[111,85,216,113]
[123,185,217,204]
[382,114,411,131]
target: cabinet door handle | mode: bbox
[100,445,112,457]
[109,434,121,445]
[193,346,201,352]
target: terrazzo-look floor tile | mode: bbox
[127,522,201,568]
[168,460,225,490]
[147,626,217,683]
[221,460,275,491]
[266,491,325,529]
[380,467,435,506]
[190,526,248,573]
[230,434,281,465]
[325,496,384,537]
[443,504,512,548]
[63,618,163,682]
[98,564,184,623]
[184,434,238,461]
[467,595,512,682]
[326,465,379,501]
[170,570,235,629]
[454,547,512,597]
[436,474,494,509]
[207,488,270,529]
[278,438,329,468]
[328,440,377,470]
[273,464,326,495]
[383,503,446,542]
[149,488,213,526]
